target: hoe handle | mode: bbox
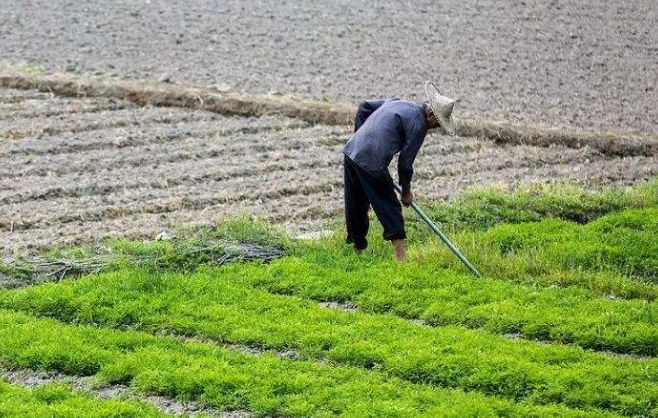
[394,184,483,278]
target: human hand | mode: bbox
[401,190,414,207]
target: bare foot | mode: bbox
[392,239,406,262]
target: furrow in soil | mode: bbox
[0,105,222,140]
[0,165,343,233]
[0,116,308,159]
[0,148,340,205]
[0,96,128,119]
[1,366,245,417]
[1,190,341,250]
[0,125,344,179]
[0,89,53,103]
[1,89,655,251]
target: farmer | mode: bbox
[343,81,457,261]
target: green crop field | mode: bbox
[1,179,657,417]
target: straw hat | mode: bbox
[425,81,458,136]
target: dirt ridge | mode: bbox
[0,119,309,159]
[2,70,657,157]
[0,108,216,141]
[1,179,342,233]
[0,157,337,206]
[0,127,341,179]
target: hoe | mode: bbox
[394,184,482,278]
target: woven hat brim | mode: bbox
[435,111,456,136]
[425,81,457,136]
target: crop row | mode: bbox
[409,182,658,298]
[466,208,658,281]
[0,310,598,417]
[210,209,658,356]
[416,212,658,284]
[419,177,658,232]
[1,270,656,416]
[403,206,658,300]
[245,251,658,356]
[0,379,165,417]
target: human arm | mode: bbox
[397,115,427,196]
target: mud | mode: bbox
[1,0,656,135]
[0,89,656,251]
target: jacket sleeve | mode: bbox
[354,99,386,132]
[397,116,426,194]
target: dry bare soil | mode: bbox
[1,88,656,251]
[1,0,656,134]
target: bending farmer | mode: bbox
[342,81,457,261]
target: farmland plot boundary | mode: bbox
[1,69,657,157]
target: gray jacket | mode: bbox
[343,98,428,193]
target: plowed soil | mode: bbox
[1,0,656,134]
[1,89,656,251]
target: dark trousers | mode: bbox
[344,156,406,250]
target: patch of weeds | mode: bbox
[0,217,289,286]
[208,215,294,250]
[416,178,658,233]
[0,261,34,282]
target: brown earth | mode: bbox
[0,88,656,252]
